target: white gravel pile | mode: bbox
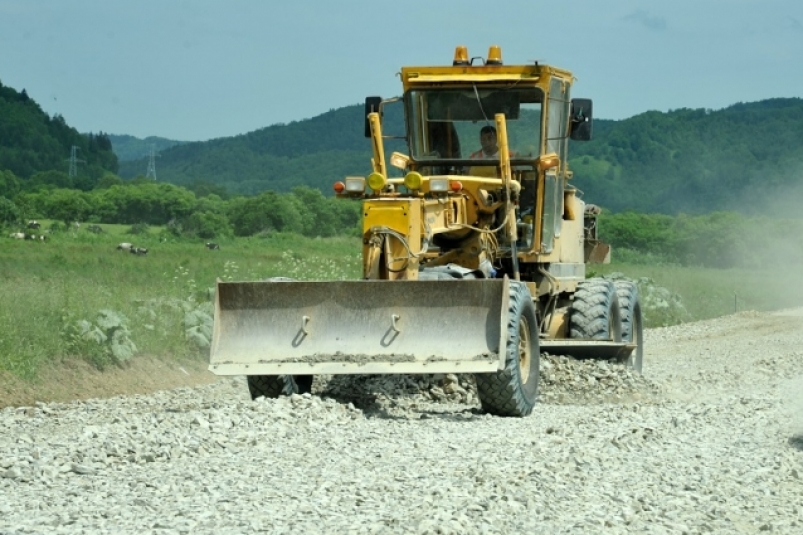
[320,354,664,414]
[538,355,664,405]
[2,309,803,534]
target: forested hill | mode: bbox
[117,104,393,195]
[0,81,118,190]
[570,98,803,214]
[108,135,187,162]
[117,97,803,215]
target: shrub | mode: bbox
[166,218,183,237]
[182,211,232,239]
[48,221,68,233]
[0,197,20,225]
[127,222,150,235]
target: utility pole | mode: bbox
[145,145,158,180]
[67,145,85,177]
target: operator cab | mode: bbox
[406,86,543,177]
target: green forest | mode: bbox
[116,104,389,195]
[0,81,118,190]
[3,80,803,268]
[570,99,803,215]
[0,82,360,238]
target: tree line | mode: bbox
[1,178,361,239]
[4,171,800,270]
[4,77,803,266]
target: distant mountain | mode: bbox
[116,104,395,194]
[108,134,187,162]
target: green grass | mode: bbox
[3,223,800,379]
[593,262,803,324]
[0,227,361,379]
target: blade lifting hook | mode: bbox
[391,314,401,333]
[301,315,310,335]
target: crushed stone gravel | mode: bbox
[2,308,803,534]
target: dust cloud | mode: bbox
[703,164,803,313]
[743,162,803,219]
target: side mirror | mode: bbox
[364,96,382,138]
[569,98,593,141]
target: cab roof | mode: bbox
[400,47,573,92]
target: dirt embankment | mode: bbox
[0,356,216,408]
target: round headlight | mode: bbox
[367,172,387,191]
[404,171,423,190]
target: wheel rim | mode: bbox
[518,317,532,383]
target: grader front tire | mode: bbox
[475,281,540,417]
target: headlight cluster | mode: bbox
[335,173,463,195]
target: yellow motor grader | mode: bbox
[209,46,643,417]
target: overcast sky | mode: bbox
[1,0,801,141]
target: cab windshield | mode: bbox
[405,86,543,162]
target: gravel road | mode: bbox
[2,309,803,534]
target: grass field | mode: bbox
[1,222,360,379]
[592,262,803,326]
[2,222,801,380]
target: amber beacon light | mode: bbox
[486,45,503,65]
[453,45,469,66]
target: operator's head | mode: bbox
[479,125,498,156]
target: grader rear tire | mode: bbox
[569,279,622,343]
[475,281,540,417]
[246,375,313,400]
[614,281,644,372]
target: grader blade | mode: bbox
[209,279,510,376]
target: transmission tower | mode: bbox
[66,146,85,177]
[145,145,158,180]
